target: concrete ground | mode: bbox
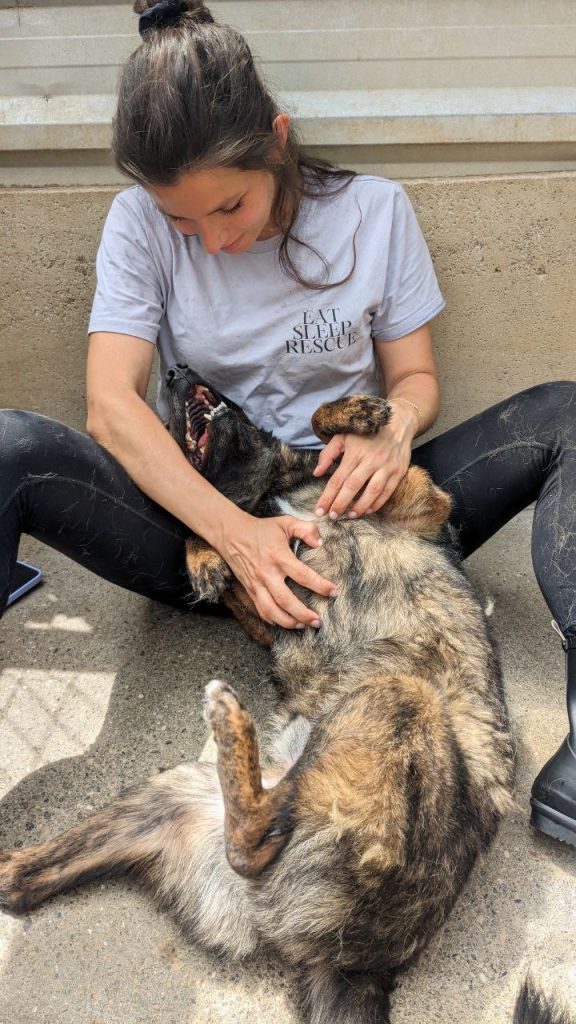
[1,510,575,1024]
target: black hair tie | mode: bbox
[139,0,188,36]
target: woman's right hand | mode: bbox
[217,514,337,629]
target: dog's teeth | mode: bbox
[190,439,197,451]
[203,413,211,421]
[199,446,205,455]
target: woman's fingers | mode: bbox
[281,523,334,588]
[289,557,337,599]
[315,461,372,519]
[348,469,404,517]
[255,591,308,630]
[315,461,360,516]
[280,518,337,596]
[286,519,324,550]
[262,579,322,629]
[313,435,344,477]
[273,518,337,625]
[248,574,321,630]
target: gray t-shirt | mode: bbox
[88,175,444,448]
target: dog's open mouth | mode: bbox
[184,385,227,470]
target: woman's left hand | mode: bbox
[312,400,417,519]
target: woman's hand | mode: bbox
[218,514,337,629]
[312,399,418,519]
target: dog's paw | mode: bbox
[0,851,26,914]
[312,395,391,443]
[185,540,232,602]
[203,680,243,733]
[192,563,232,603]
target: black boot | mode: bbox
[530,632,576,847]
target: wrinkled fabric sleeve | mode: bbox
[88,192,164,344]
[371,187,445,342]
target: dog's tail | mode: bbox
[513,975,575,1024]
[293,969,573,1024]
[295,963,393,1024]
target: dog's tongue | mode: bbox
[198,428,209,449]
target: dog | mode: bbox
[0,365,571,1024]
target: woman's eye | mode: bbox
[222,200,243,216]
[165,199,243,224]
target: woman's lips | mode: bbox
[221,235,243,253]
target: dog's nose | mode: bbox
[166,364,189,387]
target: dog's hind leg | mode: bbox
[204,680,296,878]
[0,763,219,916]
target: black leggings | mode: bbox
[1,382,575,640]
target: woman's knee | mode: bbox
[523,380,576,411]
[514,381,576,441]
[0,410,68,476]
[0,408,45,447]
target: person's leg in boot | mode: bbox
[412,380,576,847]
[530,633,576,844]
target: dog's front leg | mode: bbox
[185,535,232,602]
[186,540,274,645]
[311,395,391,444]
[204,681,295,878]
[221,582,274,647]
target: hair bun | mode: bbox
[182,0,214,23]
[134,1,215,29]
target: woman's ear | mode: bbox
[272,113,290,149]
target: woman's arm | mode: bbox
[313,324,440,518]
[377,322,440,437]
[87,332,335,628]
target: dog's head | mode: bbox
[165,364,276,509]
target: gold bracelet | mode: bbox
[390,397,424,434]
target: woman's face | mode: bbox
[147,166,279,255]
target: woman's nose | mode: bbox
[198,223,227,255]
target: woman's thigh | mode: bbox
[0,410,192,612]
[411,381,576,559]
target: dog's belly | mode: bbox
[277,517,488,682]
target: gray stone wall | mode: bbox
[2,0,576,183]
[1,173,575,432]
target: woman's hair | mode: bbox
[114,0,358,289]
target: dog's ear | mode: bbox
[379,466,451,540]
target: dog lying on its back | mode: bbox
[0,365,572,1024]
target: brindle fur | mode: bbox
[0,366,568,1024]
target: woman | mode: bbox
[1,0,575,846]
